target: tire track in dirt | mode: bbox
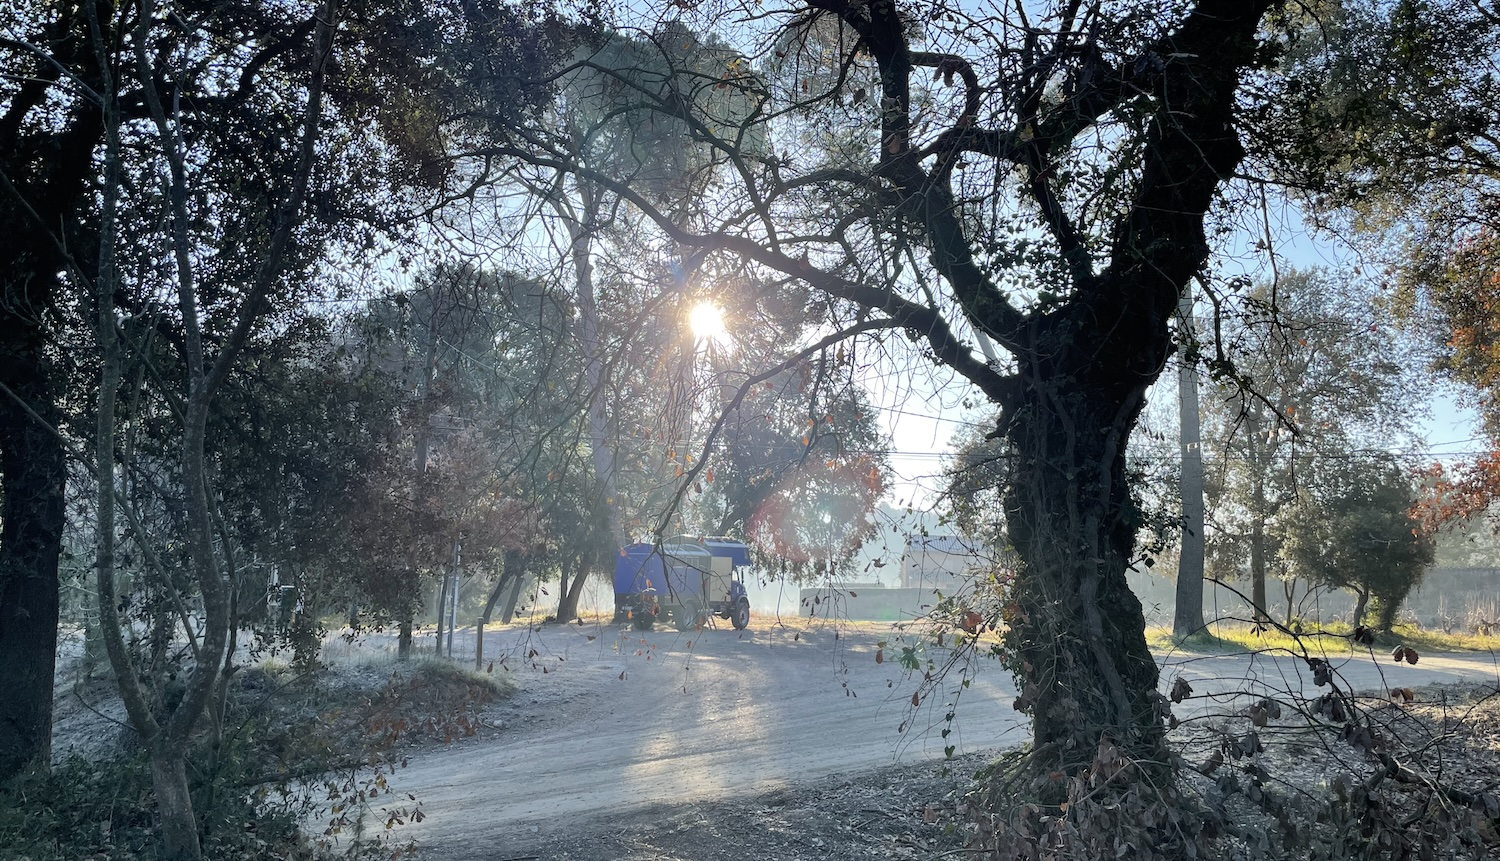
[368,621,1025,855]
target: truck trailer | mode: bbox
[613,537,752,631]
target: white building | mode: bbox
[901,534,988,594]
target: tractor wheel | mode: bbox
[731,598,750,630]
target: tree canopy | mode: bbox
[1267,0,1500,523]
[1200,269,1424,621]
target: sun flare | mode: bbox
[688,301,729,346]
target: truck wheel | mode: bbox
[632,607,655,631]
[672,602,701,632]
[731,598,750,630]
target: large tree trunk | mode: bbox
[1243,410,1274,626]
[404,334,439,662]
[499,564,527,624]
[1376,595,1400,632]
[0,358,66,779]
[902,1,1266,800]
[0,7,103,779]
[149,745,201,861]
[555,555,591,623]
[434,571,450,657]
[1004,370,1166,785]
[1249,513,1270,626]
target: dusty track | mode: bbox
[341,619,1023,856]
[328,620,1500,858]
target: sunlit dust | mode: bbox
[688,301,730,347]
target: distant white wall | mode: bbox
[902,534,989,594]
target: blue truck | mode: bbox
[613,537,752,631]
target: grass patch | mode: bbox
[398,655,515,699]
[1148,621,1500,655]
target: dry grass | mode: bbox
[1148,620,1500,656]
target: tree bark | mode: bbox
[1004,365,1166,784]
[1249,503,1271,626]
[555,555,591,623]
[572,226,622,548]
[499,562,528,625]
[475,551,520,669]
[0,355,66,778]
[991,0,1272,787]
[1245,412,1274,625]
[0,2,103,781]
[149,746,201,861]
[1376,596,1399,632]
[398,620,414,658]
[405,333,439,661]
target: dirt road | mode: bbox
[333,619,1020,856]
[337,621,1500,859]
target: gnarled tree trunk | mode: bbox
[1004,350,1165,783]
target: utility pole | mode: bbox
[1173,287,1207,640]
[434,574,448,658]
[447,536,462,657]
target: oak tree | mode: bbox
[475,2,1284,821]
[1201,269,1421,625]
